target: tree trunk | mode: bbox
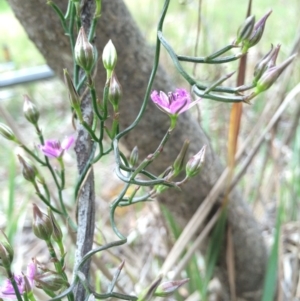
[7,0,267,299]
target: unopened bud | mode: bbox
[23,275,33,294]
[35,271,65,291]
[253,45,274,83]
[154,167,174,194]
[18,155,38,183]
[186,145,206,178]
[242,10,272,52]
[236,15,255,45]
[0,231,14,270]
[32,204,53,241]
[267,44,280,69]
[75,27,95,73]
[172,140,190,176]
[129,146,139,167]
[0,123,16,142]
[255,54,296,94]
[109,72,122,109]
[63,69,83,122]
[23,95,39,125]
[137,276,162,301]
[102,40,117,75]
[154,278,189,297]
[253,44,281,85]
[47,208,63,244]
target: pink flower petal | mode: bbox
[150,88,199,117]
[61,136,74,150]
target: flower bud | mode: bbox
[236,15,255,45]
[172,140,190,176]
[35,271,65,291]
[102,40,117,74]
[255,54,296,94]
[129,146,139,167]
[0,123,16,142]
[74,27,95,73]
[23,95,39,125]
[18,155,38,183]
[153,166,175,194]
[63,69,83,122]
[108,72,122,109]
[0,231,14,270]
[253,44,281,85]
[137,276,162,301]
[267,44,280,69]
[253,45,274,83]
[186,145,206,178]
[23,274,33,294]
[242,10,272,52]
[47,208,63,244]
[154,278,189,297]
[32,204,53,241]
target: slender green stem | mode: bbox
[112,0,169,184]
[76,72,87,91]
[110,112,119,139]
[42,181,51,202]
[67,2,79,86]
[57,158,65,188]
[107,261,124,293]
[130,127,172,180]
[192,85,247,102]
[110,183,131,239]
[158,32,242,95]
[35,190,63,214]
[46,240,74,301]
[204,44,236,60]
[92,291,137,300]
[46,240,63,273]
[178,53,243,64]
[7,270,23,301]
[87,75,103,121]
[47,1,68,33]
[49,240,129,301]
[88,16,100,42]
[68,2,75,54]
[203,71,235,95]
[82,121,99,142]
[64,0,72,19]
[21,145,45,165]
[114,165,176,186]
[118,192,153,207]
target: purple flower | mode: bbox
[39,136,74,158]
[150,89,200,116]
[0,261,36,299]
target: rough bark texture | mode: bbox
[7,0,267,299]
[73,1,95,300]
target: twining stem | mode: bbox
[130,127,173,180]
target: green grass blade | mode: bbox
[261,202,283,301]
[203,207,227,298]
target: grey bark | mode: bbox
[73,1,95,300]
[6,0,267,299]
